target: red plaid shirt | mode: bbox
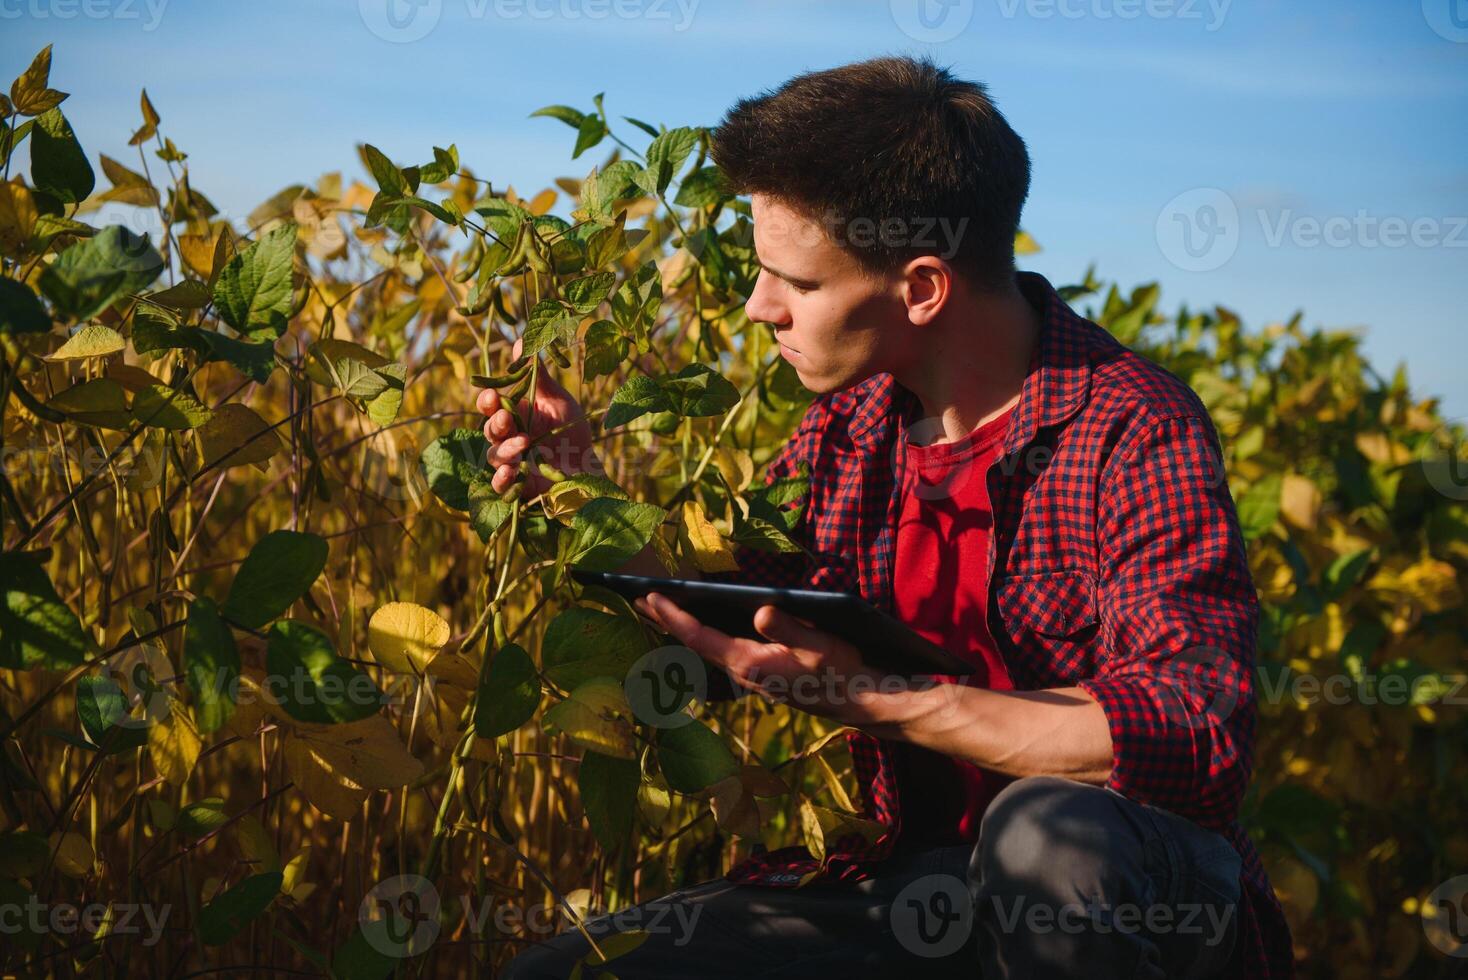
[711,271,1295,978]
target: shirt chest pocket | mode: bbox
[992,569,1102,685]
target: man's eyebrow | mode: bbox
[760,263,820,288]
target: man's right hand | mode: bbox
[475,337,601,498]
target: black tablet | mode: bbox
[570,569,974,677]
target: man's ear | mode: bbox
[901,255,954,325]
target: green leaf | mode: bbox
[582,320,628,382]
[222,530,329,629]
[0,554,89,670]
[572,116,607,159]
[331,926,398,980]
[467,471,514,542]
[198,871,282,946]
[656,718,738,793]
[542,607,648,690]
[48,378,131,429]
[579,750,639,850]
[564,272,616,314]
[198,332,277,383]
[0,278,50,333]
[662,363,739,418]
[473,642,541,738]
[75,675,148,753]
[564,498,665,571]
[177,797,229,838]
[529,105,586,130]
[0,831,50,878]
[29,108,94,206]
[361,144,405,196]
[185,597,239,735]
[1323,548,1373,599]
[673,166,730,209]
[39,225,165,321]
[420,429,489,512]
[132,384,213,430]
[1237,473,1282,540]
[265,620,383,724]
[213,224,298,340]
[524,299,580,358]
[603,375,671,430]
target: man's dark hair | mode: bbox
[710,54,1031,293]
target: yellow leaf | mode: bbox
[149,704,202,786]
[526,188,557,216]
[1013,230,1042,255]
[177,233,220,279]
[1280,473,1322,531]
[128,88,160,146]
[289,714,426,791]
[679,500,739,573]
[196,403,281,471]
[283,735,369,820]
[281,846,311,897]
[543,678,636,760]
[813,754,855,813]
[0,178,38,256]
[48,831,93,878]
[367,602,450,674]
[1271,855,1319,924]
[49,325,125,361]
[709,774,760,838]
[798,799,825,863]
[9,46,68,116]
[739,763,788,798]
[1353,432,1412,466]
[712,448,754,492]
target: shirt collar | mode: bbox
[848,270,1095,456]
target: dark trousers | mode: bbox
[501,776,1242,979]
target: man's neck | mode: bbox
[891,278,1041,447]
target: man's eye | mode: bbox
[789,281,811,294]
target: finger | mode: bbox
[753,605,826,650]
[489,408,516,438]
[489,434,530,467]
[646,593,747,672]
[491,463,518,494]
[476,387,500,416]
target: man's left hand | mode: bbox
[631,592,931,733]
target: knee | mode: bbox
[972,776,1129,903]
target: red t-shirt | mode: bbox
[890,402,1016,848]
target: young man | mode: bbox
[490,56,1294,978]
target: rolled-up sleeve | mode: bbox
[1076,411,1259,831]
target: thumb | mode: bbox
[754,605,820,648]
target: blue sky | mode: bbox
[7,0,1467,418]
